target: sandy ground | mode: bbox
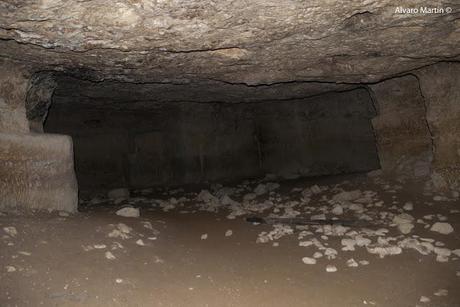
[1,174,459,307]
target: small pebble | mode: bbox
[302,257,316,265]
[419,296,430,303]
[105,251,116,260]
[325,265,337,272]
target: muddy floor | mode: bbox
[1,173,459,307]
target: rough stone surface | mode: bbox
[0,132,78,212]
[369,75,432,177]
[45,88,379,188]
[0,60,30,133]
[25,72,57,132]
[415,62,460,187]
[0,1,459,86]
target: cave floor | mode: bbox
[1,174,459,307]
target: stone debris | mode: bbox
[5,265,16,272]
[331,204,344,215]
[116,207,140,218]
[108,223,132,239]
[434,289,448,297]
[256,224,293,243]
[3,226,17,237]
[419,296,430,303]
[108,188,130,200]
[94,244,106,249]
[430,222,454,235]
[392,213,415,234]
[325,265,337,272]
[366,244,402,258]
[346,258,358,267]
[105,251,116,260]
[332,190,362,202]
[88,177,458,275]
[136,239,145,246]
[403,202,413,211]
[302,257,316,265]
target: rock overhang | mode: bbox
[0,0,459,90]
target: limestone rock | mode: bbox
[0,1,458,86]
[430,222,454,235]
[115,207,140,218]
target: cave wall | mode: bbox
[369,75,432,179]
[45,88,380,189]
[415,62,460,188]
[0,60,78,213]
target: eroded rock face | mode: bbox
[369,75,432,178]
[0,132,78,212]
[415,62,460,187]
[26,72,57,132]
[0,1,459,84]
[0,60,30,133]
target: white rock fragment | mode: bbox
[419,296,430,303]
[201,234,208,240]
[197,190,218,203]
[108,223,132,240]
[325,265,337,272]
[403,202,413,211]
[108,188,130,200]
[5,265,16,272]
[3,226,17,237]
[366,244,402,258]
[430,222,454,235]
[313,252,323,258]
[346,258,358,267]
[105,251,116,260]
[136,239,145,246]
[333,190,362,202]
[115,278,123,284]
[94,244,106,249]
[299,240,313,247]
[116,207,140,218]
[331,204,344,215]
[225,230,233,237]
[302,257,316,265]
[434,289,448,296]
[392,213,415,234]
[58,211,70,217]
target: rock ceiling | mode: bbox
[1,0,459,105]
